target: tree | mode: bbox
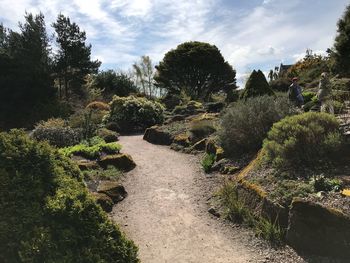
[240,70,274,100]
[0,13,56,128]
[133,55,158,98]
[154,41,237,101]
[93,70,137,98]
[53,14,100,99]
[332,4,350,76]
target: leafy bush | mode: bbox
[97,128,119,142]
[104,96,164,133]
[172,100,204,115]
[32,118,81,147]
[60,137,122,159]
[190,120,216,141]
[240,70,274,100]
[263,112,343,170]
[311,174,343,192]
[219,95,296,157]
[70,102,110,140]
[269,78,290,92]
[302,91,316,103]
[0,130,138,262]
[201,153,215,173]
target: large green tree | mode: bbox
[240,70,274,100]
[53,14,100,99]
[154,41,237,101]
[0,13,55,128]
[332,4,350,76]
[93,70,137,98]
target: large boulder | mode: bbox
[143,126,174,145]
[98,154,136,172]
[286,198,350,258]
[76,159,99,171]
[92,192,114,212]
[173,133,191,147]
[97,181,128,203]
[191,138,207,151]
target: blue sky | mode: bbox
[0,0,348,87]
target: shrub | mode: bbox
[83,165,123,181]
[172,100,204,115]
[104,96,164,133]
[97,128,119,142]
[263,112,343,170]
[310,174,343,192]
[32,118,81,147]
[269,78,290,92]
[86,101,110,111]
[190,120,216,141]
[0,130,138,262]
[302,91,316,104]
[240,70,274,100]
[219,95,296,157]
[201,153,215,173]
[60,137,122,159]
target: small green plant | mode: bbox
[201,153,215,173]
[255,217,284,246]
[310,174,343,192]
[302,91,316,103]
[60,137,122,159]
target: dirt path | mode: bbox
[112,135,302,263]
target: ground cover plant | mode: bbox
[0,130,138,262]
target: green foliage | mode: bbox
[155,41,237,101]
[60,137,121,159]
[32,118,81,147]
[53,14,100,99]
[219,181,283,245]
[190,120,216,140]
[172,100,204,115]
[219,95,296,157]
[302,91,316,103]
[0,130,138,262]
[97,128,119,142]
[263,112,343,170]
[269,78,290,92]
[201,153,215,173]
[240,70,274,100]
[104,95,164,133]
[310,174,343,192]
[93,70,137,99]
[254,217,284,245]
[287,51,330,86]
[332,4,350,76]
[83,165,123,181]
[0,13,56,129]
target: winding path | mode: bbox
[112,135,299,263]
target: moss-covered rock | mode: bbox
[98,154,136,172]
[143,126,174,145]
[76,159,99,171]
[215,147,225,161]
[97,128,119,142]
[98,181,128,203]
[173,133,191,147]
[287,198,350,258]
[92,192,114,212]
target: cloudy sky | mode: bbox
[0,0,348,86]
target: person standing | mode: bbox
[317,72,333,114]
[288,77,304,107]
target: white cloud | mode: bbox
[0,0,347,88]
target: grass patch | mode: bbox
[219,181,284,245]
